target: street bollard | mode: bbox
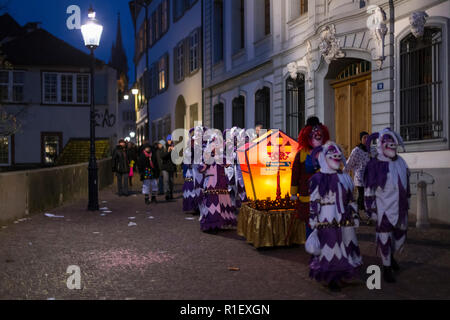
[416,180,430,228]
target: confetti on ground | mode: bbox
[128,222,137,227]
[185,217,195,220]
[228,267,240,271]
[148,216,155,220]
[100,214,106,216]
[45,213,64,218]
[93,232,100,234]
[128,217,136,220]
[100,207,109,211]
[47,297,55,300]
[103,211,112,213]
[101,201,108,203]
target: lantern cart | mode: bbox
[236,130,306,248]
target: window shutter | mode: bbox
[197,28,202,71]
[164,53,169,91]
[184,37,190,75]
[173,46,178,83]
[144,69,151,98]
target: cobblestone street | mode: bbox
[1,183,449,300]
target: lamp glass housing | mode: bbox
[81,11,103,48]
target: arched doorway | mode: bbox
[175,95,187,131]
[329,59,372,156]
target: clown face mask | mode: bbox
[325,145,343,171]
[309,126,324,148]
[381,134,398,159]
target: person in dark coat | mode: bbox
[160,135,176,201]
[112,139,130,196]
[137,143,160,204]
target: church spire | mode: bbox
[110,12,129,99]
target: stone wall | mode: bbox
[0,158,113,223]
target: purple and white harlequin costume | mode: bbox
[224,127,248,212]
[182,129,196,212]
[364,128,410,280]
[198,134,237,232]
[308,141,362,289]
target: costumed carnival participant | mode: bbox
[185,126,207,215]
[307,141,362,292]
[344,131,372,221]
[290,116,330,238]
[224,127,248,214]
[198,131,237,233]
[182,128,197,212]
[364,128,410,283]
[137,143,160,205]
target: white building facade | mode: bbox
[203,0,450,223]
[132,0,203,145]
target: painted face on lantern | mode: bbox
[309,126,323,148]
[381,134,398,158]
[325,145,342,170]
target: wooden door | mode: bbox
[331,73,371,157]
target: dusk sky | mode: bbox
[4,0,136,85]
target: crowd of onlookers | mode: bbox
[111,135,177,203]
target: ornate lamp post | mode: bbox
[81,7,103,211]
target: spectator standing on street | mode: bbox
[161,136,176,201]
[344,131,371,221]
[154,140,165,194]
[112,139,130,197]
[138,143,160,204]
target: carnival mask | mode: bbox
[381,134,398,158]
[325,145,342,171]
[309,126,323,148]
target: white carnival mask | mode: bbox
[325,144,343,170]
[381,134,398,159]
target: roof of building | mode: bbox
[0,13,104,68]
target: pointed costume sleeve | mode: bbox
[364,159,377,220]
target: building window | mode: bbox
[42,72,90,105]
[286,74,306,138]
[161,0,169,35]
[231,0,245,53]
[291,0,308,20]
[0,136,10,165]
[301,0,308,15]
[158,54,169,92]
[174,41,185,82]
[213,103,224,132]
[213,0,224,63]
[189,29,200,73]
[76,75,89,104]
[255,87,270,129]
[400,27,443,141]
[0,70,25,103]
[264,0,270,35]
[232,96,245,128]
[41,132,62,165]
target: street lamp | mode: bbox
[81,6,103,211]
[129,131,136,138]
[131,88,139,95]
[123,94,129,100]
